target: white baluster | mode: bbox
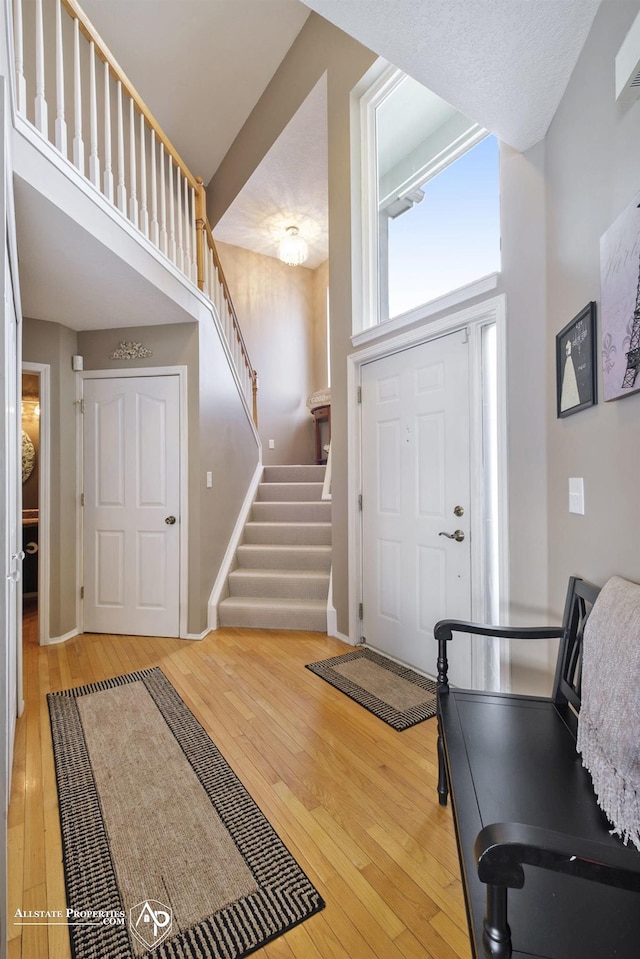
[35,0,48,135]
[204,243,211,298]
[184,178,192,279]
[191,186,198,284]
[168,158,176,263]
[103,62,113,202]
[159,143,168,255]
[139,114,149,237]
[150,130,159,246]
[72,18,84,171]
[128,99,138,227]
[13,0,27,113]
[88,42,99,186]
[176,165,183,271]
[54,0,67,155]
[116,81,126,214]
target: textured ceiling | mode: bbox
[214,77,328,269]
[300,0,602,152]
[79,0,311,183]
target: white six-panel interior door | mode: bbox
[361,329,473,686]
[82,374,181,637]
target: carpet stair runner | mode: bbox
[218,464,330,631]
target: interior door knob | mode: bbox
[438,529,465,542]
[165,515,176,525]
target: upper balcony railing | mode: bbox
[12,0,258,427]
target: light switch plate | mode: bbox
[206,471,212,488]
[268,439,275,449]
[569,477,584,515]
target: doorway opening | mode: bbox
[21,363,50,647]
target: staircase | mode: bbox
[217,465,330,631]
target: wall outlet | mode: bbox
[206,471,212,488]
[268,439,275,450]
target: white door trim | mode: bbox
[78,367,189,638]
[348,294,510,689]
[22,362,50,647]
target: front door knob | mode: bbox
[438,529,465,542]
[165,515,176,525]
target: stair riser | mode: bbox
[228,572,330,600]
[257,483,324,502]
[244,524,331,546]
[252,501,331,522]
[237,546,331,571]
[263,466,326,484]
[218,605,327,631]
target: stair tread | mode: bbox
[238,543,331,551]
[246,521,331,528]
[219,596,327,609]
[230,569,329,578]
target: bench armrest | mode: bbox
[475,821,640,893]
[472,823,640,958]
[435,621,563,689]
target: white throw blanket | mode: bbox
[576,575,640,850]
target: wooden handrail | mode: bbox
[61,0,198,190]
[203,218,257,384]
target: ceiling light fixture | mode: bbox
[278,225,309,267]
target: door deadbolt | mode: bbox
[438,529,465,542]
[165,515,176,525]
[453,505,464,517]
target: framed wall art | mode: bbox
[600,192,640,401]
[556,301,597,418]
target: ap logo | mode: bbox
[129,899,173,950]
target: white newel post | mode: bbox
[103,62,113,201]
[190,187,197,284]
[35,0,48,135]
[72,18,84,172]
[88,42,100,187]
[54,0,67,155]
[128,98,138,227]
[13,0,27,113]
[116,81,127,214]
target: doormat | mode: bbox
[305,648,437,730]
[47,667,324,959]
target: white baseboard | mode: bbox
[44,627,79,646]
[182,629,211,641]
[207,459,263,630]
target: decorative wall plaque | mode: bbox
[110,341,153,360]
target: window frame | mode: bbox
[354,63,498,335]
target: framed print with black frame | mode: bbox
[556,301,597,418]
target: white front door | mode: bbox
[83,375,181,637]
[361,329,472,686]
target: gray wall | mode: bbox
[216,241,322,466]
[545,0,640,616]
[23,317,78,639]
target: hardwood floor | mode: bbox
[8,604,470,959]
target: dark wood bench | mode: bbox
[435,576,640,959]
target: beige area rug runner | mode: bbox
[48,668,324,959]
[306,648,437,730]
